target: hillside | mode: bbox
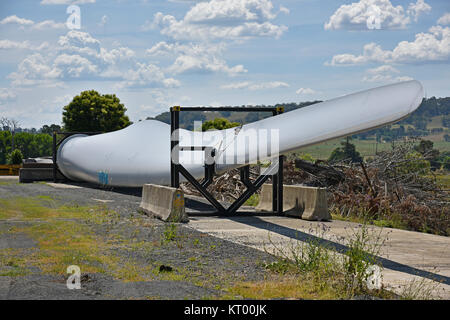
[149,97,450,143]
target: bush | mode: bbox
[201,118,240,131]
[7,149,23,165]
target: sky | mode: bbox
[0,0,449,128]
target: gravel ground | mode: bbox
[0,178,277,300]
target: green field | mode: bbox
[294,138,450,160]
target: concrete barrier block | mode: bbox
[255,184,331,221]
[139,184,188,223]
[19,168,64,183]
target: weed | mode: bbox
[244,194,259,207]
[160,223,177,244]
[263,222,391,299]
[399,277,442,300]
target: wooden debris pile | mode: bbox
[180,166,261,203]
[294,141,449,236]
[181,140,448,235]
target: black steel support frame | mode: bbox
[52,131,101,183]
[170,106,284,215]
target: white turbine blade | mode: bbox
[57,80,424,187]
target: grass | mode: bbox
[332,213,408,231]
[0,249,30,276]
[225,275,339,300]
[0,196,177,282]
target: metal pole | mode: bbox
[271,109,278,213]
[170,106,180,188]
[170,108,175,187]
[277,155,284,214]
[52,132,57,183]
[276,106,284,215]
[174,107,180,187]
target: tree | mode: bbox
[62,90,131,132]
[0,117,19,151]
[328,138,363,163]
[201,118,240,131]
[40,124,62,135]
[414,140,441,170]
[0,131,52,164]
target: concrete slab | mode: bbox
[0,176,19,181]
[187,215,450,298]
[45,183,83,189]
[92,198,115,203]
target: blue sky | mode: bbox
[0,0,449,128]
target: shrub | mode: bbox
[7,149,23,165]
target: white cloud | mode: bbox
[148,41,246,75]
[0,40,32,50]
[151,0,287,41]
[220,81,251,89]
[362,65,413,83]
[221,81,289,90]
[169,55,246,75]
[279,6,290,15]
[0,40,49,51]
[145,1,286,82]
[7,30,175,89]
[8,53,64,87]
[407,0,431,22]
[328,25,450,65]
[437,13,450,26]
[31,20,66,30]
[53,54,99,78]
[296,87,318,95]
[52,94,72,104]
[0,88,16,103]
[40,0,95,4]
[324,0,431,31]
[116,63,180,89]
[184,0,276,23]
[1,15,66,30]
[0,15,34,26]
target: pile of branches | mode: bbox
[180,166,261,203]
[181,140,448,235]
[294,141,449,236]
